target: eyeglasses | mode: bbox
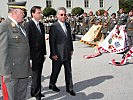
[60,14,66,16]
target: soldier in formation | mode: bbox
[108,13,117,32]
[101,11,110,38]
[69,14,77,41]
[88,11,95,29]
[126,10,133,47]
[81,13,89,34]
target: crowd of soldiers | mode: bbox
[1,8,133,42]
[37,8,133,42]
[66,8,133,41]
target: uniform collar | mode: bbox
[8,16,18,26]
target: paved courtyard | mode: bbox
[0,37,133,100]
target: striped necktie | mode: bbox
[37,23,41,33]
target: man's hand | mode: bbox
[52,55,58,61]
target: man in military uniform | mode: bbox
[101,11,110,38]
[81,13,89,34]
[75,14,82,35]
[126,10,133,47]
[66,13,71,23]
[117,8,128,26]
[69,14,76,40]
[108,13,117,32]
[88,11,95,29]
[0,1,31,100]
[95,10,102,25]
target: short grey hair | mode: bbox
[57,7,66,14]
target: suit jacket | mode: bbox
[25,20,46,65]
[0,18,31,78]
[49,21,73,61]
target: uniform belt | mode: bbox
[128,28,133,30]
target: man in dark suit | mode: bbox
[25,6,46,100]
[49,7,76,96]
[0,1,31,100]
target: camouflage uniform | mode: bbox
[88,15,95,29]
[81,15,89,34]
[70,16,77,40]
[117,13,128,26]
[108,13,117,32]
[75,15,82,34]
[95,15,102,25]
[101,15,110,38]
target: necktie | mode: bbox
[62,23,67,35]
[37,23,41,33]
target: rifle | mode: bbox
[107,6,112,12]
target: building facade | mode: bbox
[0,0,119,18]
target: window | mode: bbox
[84,0,89,8]
[99,0,104,8]
[66,0,71,8]
[46,0,52,7]
[8,0,15,2]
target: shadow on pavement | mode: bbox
[40,75,113,100]
[74,75,114,92]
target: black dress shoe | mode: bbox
[40,94,45,97]
[49,85,60,92]
[36,97,41,100]
[66,90,76,96]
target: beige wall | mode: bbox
[0,0,119,18]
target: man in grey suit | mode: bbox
[49,7,76,96]
[0,1,31,100]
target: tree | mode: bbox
[71,7,84,16]
[43,7,56,17]
[119,0,133,13]
[95,9,105,16]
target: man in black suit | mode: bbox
[49,7,76,96]
[25,6,46,100]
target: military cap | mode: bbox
[7,1,27,9]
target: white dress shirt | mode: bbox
[58,20,67,35]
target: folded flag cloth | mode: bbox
[83,25,130,66]
[109,46,133,66]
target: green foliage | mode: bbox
[119,0,133,13]
[43,7,56,17]
[71,7,84,16]
[95,9,105,16]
